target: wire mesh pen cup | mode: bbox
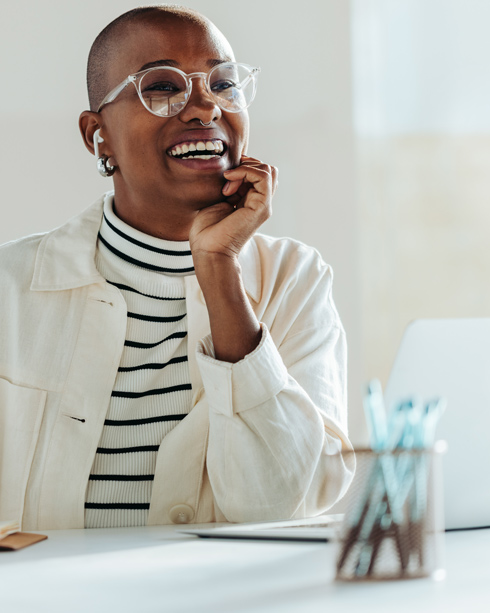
[335,443,446,581]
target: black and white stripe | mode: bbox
[85,196,195,529]
[98,209,195,274]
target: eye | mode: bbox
[143,81,181,93]
[211,80,236,92]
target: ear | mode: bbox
[79,111,104,156]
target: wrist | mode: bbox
[193,249,239,269]
[193,252,261,363]
[194,251,241,293]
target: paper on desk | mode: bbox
[0,520,19,541]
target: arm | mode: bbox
[190,157,354,521]
[189,155,276,363]
[196,263,354,522]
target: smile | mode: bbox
[167,139,225,160]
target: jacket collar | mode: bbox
[30,192,261,303]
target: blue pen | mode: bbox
[363,380,388,450]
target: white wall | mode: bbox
[352,0,490,135]
[0,1,363,442]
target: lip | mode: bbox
[168,155,228,171]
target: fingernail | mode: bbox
[222,182,231,193]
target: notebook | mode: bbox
[384,318,490,530]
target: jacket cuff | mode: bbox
[196,324,288,416]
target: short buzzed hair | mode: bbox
[86,4,205,112]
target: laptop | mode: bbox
[180,514,342,542]
[384,318,490,530]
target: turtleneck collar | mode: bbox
[98,194,195,277]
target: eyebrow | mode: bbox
[137,58,232,72]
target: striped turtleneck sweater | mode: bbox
[85,196,195,528]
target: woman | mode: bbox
[0,5,354,529]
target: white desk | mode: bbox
[0,525,488,612]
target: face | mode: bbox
[93,15,249,212]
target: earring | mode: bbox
[93,129,116,177]
[97,155,116,177]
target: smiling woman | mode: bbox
[0,4,354,531]
[80,7,254,225]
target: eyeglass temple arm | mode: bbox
[237,67,260,90]
[97,76,136,112]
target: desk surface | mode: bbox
[0,525,488,613]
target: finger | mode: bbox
[223,166,272,197]
[270,165,279,194]
[221,162,270,197]
[222,177,244,197]
[239,158,266,169]
[240,158,275,175]
[226,192,243,207]
[240,154,263,164]
[227,180,253,207]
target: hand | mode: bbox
[189,155,278,261]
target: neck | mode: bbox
[112,177,224,241]
[113,199,196,241]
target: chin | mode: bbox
[193,193,227,210]
[185,179,228,209]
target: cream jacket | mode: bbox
[0,194,354,530]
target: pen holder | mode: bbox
[335,443,446,581]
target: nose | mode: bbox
[179,74,222,124]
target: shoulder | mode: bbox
[0,232,47,254]
[250,232,333,287]
[243,234,341,341]
[0,232,47,286]
[243,232,338,323]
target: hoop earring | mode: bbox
[93,129,116,177]
[97,155,116,177]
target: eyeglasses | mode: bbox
[97,62,260,117]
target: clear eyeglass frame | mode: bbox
[96,62,260,118]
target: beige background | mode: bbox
[359,134,490,384]
[352,0,490,390]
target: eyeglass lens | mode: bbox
[138,63,256,117]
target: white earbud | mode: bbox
[93,128,104,159]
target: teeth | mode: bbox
[181,154,219,160]
[169,139,225,158]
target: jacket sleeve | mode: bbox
[195,259,355,522]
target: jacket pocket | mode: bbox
[0,377,47,524]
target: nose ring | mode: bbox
[199,120,213,127]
